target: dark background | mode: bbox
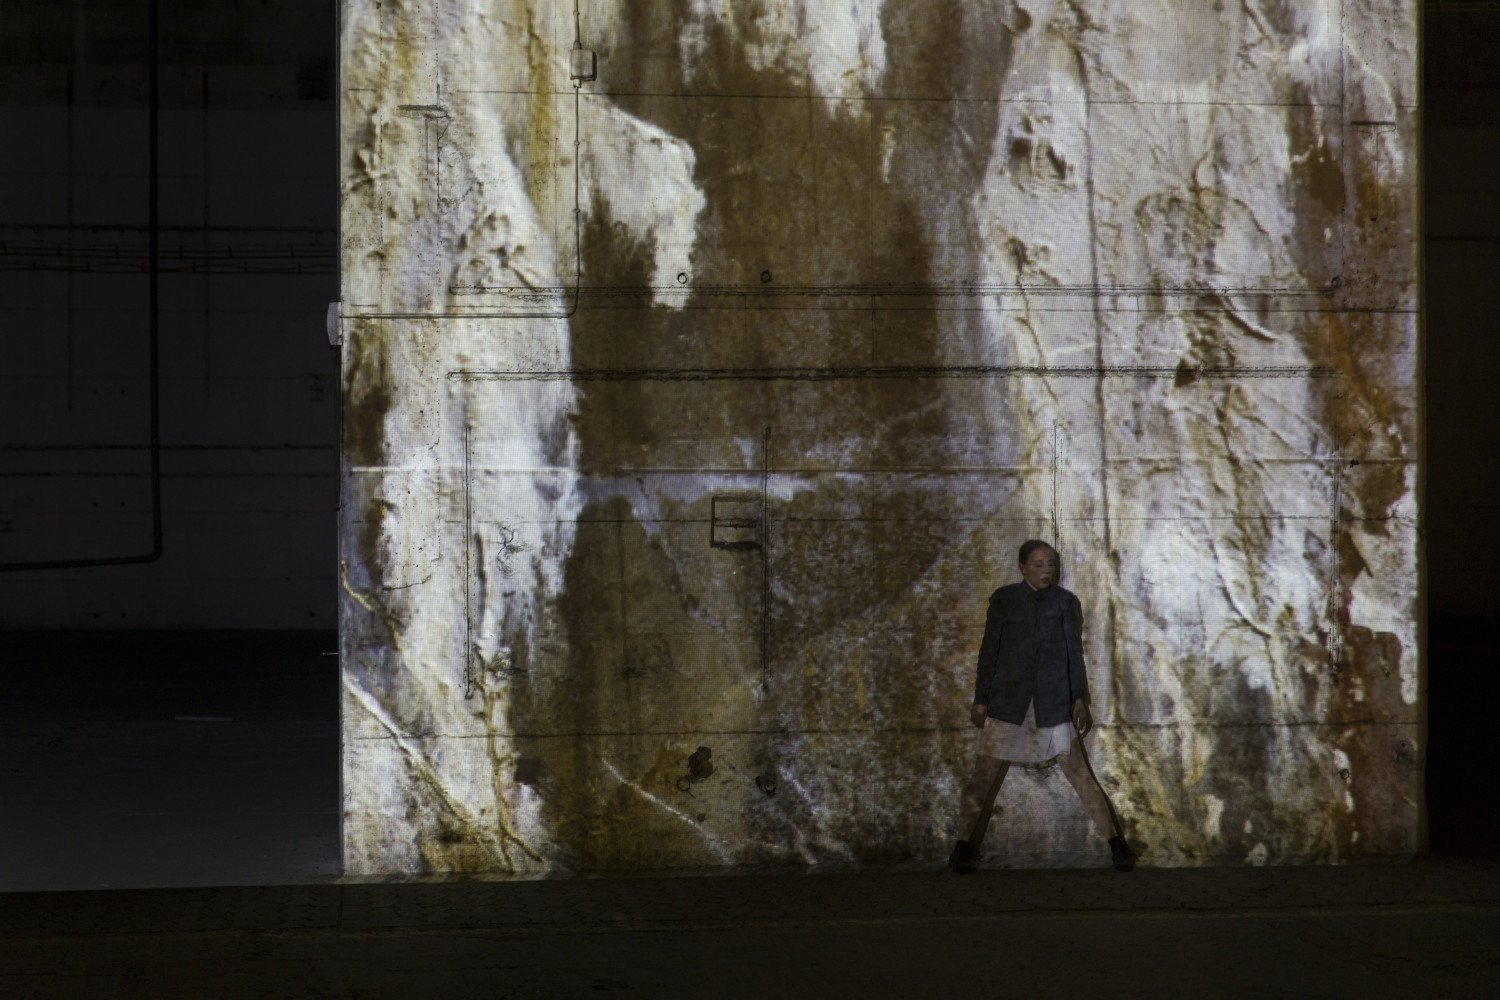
[0,2,1493,887]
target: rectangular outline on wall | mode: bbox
[449,363,1379,730]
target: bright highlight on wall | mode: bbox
[338,0,1419,874]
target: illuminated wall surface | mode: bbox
[338,1,1419,874]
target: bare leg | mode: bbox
[957,754,1010,849]
[1058,739,1118,839]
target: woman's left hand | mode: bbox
[1071,699,1093,738]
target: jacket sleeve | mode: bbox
[1067,591,1091,705]
[973,590,1004,706]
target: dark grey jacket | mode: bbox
[972,582,1091,727]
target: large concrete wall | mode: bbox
[339,0,1420,873]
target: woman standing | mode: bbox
[949,540,1133,873]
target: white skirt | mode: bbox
[979,700,1076,765]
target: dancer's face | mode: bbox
[1020,547,1058,589]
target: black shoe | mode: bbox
[1109,836,1134,872]
[948,839,976,874]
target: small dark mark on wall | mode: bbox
[380,573,432,591]
[514,756,545,786]
[675,745,715,793]
[710,494,761,550]
[1392,739,1418,767]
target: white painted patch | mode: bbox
[1202,794,1225,839]
[581,105,706,307]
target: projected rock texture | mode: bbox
[338,0,1419,874]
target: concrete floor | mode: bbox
[0,632,339,892]
[1,630,1497,997]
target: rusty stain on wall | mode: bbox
[339,0,1420,874]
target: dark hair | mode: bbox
[1018,539,1057,565]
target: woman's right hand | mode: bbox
[970,703,988,729]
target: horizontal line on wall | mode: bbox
[345,718,1414,741]
[1,575,334,584]
[0,306,334,316]
[349,470,1408,482]
[450,467,1047,475]
[338,513,1397,531]
[361,290,1398,321]
[438,515,1391,528]
[331,521,1392,536]
[0,376,336,385]
[0,472,334,479]
[451,364,1340,382]
[0,444,335,452]
[2,223,335,235]
[535,303,1417,316]
[448,282,1340,299]
[448,87,1348,110]
[567,467,1043,474]
[0,263,336,276]
[447,459,1411,475]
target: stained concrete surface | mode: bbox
[338,0,1422,876]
